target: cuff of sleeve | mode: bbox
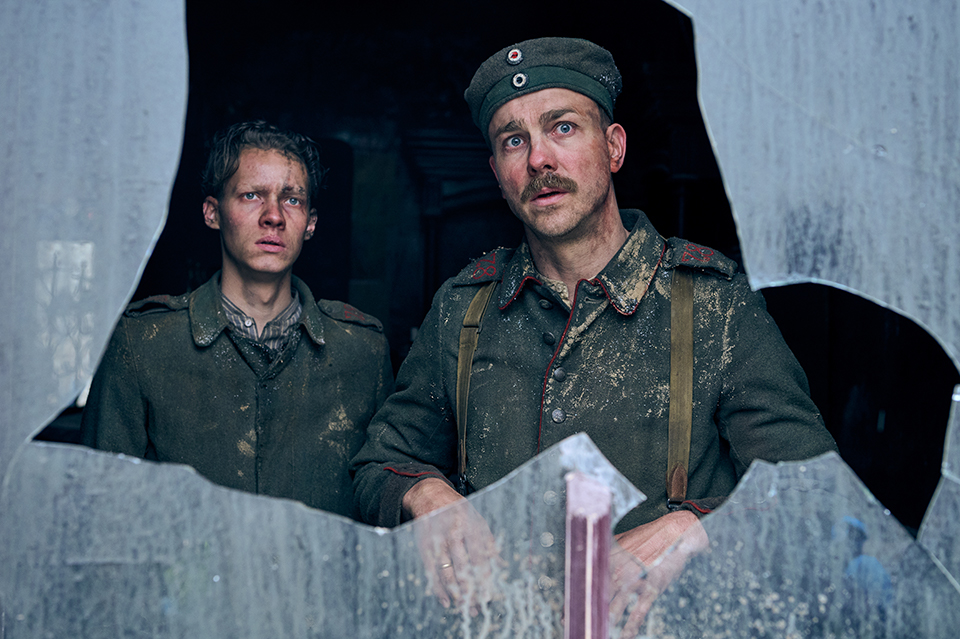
[377,463,452,527]
[678,496,726,517]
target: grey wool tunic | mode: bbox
[82,274,393,520]
[351,210,836,532]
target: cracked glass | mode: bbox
[2,1,959,638]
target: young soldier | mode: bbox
[82,121,392,519]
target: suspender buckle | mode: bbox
[455,473,471,497]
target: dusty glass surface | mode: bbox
[611,451,960,637]
[673,0,960,371]
[0,434,639,637]
[918,388,960,585]
[2,0,960,637]
[0,0,186,484]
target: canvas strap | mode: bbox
[455,281,497,495]
[667,269,694,509]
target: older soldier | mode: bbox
[82,121,392,519]
[352,38,835,569]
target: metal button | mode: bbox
[244,318,253,327]
[539,299,553,310]
[542,332,556,345]
[553,367,567,382]
[551,409,566,423]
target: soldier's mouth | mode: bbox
[532,189,567,204]
[257,237,286,251]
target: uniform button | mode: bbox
[543,332,556,345]
[244,318,253,327]
[553,368,567,382]
[551,409,566,423]
[539,299,553,310]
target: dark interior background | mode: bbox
[39,1,960,534]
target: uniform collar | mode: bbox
[498,209,665,315]
[292,276,326,346]
[189,272,325,347]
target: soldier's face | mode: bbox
[203,148,317,281]
[487,88,625,244]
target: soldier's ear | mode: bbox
[202,196,221,230]
[606,123,626,173]
[304,210,317,240]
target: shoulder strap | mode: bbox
[667,269,694,509]
[455,281,497,495]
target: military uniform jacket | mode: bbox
[81,273,393,520]
[352,210,836,532]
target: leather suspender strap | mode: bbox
[455,281,497,495]
[667,269,694,509]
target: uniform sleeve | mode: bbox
[80,318,150,456]
[350,286,461,527]
[714,278,838,475]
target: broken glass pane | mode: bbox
[0,433,639,637]
[611,451,960,637]
[2,0,959,637]
[0,0,186,484]
[5,433,958,637]
[918,387,960,583]
[672,0,960,371]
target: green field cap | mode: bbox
[464,37,622,145]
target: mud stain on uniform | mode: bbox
[237,439,255,457]
[718,300,738,369]
[323,438,347,458]
[653,272,671,298]
[559,298,609,359]
[327,404,354,432]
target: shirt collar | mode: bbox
[497,209,665,315]
[190,273,325,348]
[221,287,302,351]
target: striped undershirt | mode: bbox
[220,288,302,354]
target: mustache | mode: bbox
[520,173,578,203]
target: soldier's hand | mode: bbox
[609,511,708,635]
[403,479,503,613]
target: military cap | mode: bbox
[464,37,622,145]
